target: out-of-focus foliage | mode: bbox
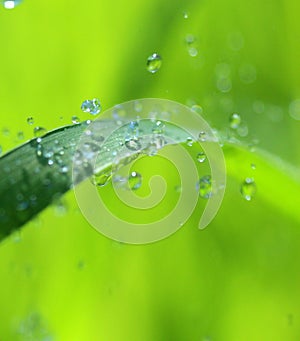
[0,0,300,340]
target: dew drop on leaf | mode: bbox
[229,113,241,129]
[146,53,162,73]
[240,177,256,201]
[27,117,34,125]
[197,175,212,199]
[33,126,47,137]
[197,152,206,163]
[128,171,142,190]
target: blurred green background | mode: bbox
[1,0,300,340]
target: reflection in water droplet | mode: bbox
[147,53,162,73]
[197,152,206,163]
[183,11,189,19]
[33,126,47,137]
[241,177,256,201]
[229,113,241,129]
[81,98,102,115]
[128,171,142,190]
[197,175,212,199]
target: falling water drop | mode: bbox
[81,98,102,115]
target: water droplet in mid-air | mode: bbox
[27,117,34,125]
[197,152,206,163]
[33,126,47,137]
[147,53,162,73]
[2,0,22,9]
[197,175,212,199]
[229,113,241,129]
[81,98,102,115]
[128,171,142,190]
[240,177,256,201]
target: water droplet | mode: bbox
[72,116,80,124]
[17,131,24,140]
[33,126,47,137]
[81,98,102,115]
[229,113,241,129]
[251,163,256,170]
[125,138,142,151]
[2,0,22,9]
[27,117,34,125]
[152,120,165,134]
[197,152,206,163]
[237,123,248,137]
[197,175,212,199]
[216,77,232,93]
[147,53,162,73]
[185,34,198,57]
[92,172,112,187]
[127,121,139,138]
[183,10,189,19]
[134,100,143,113]
[198,131,207,142]
[191,104,203,115]
[186,137,194,147]
[128,171,142,190]
[240,177,256,201]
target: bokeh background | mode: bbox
[0,0,300,340]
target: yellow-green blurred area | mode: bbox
[0,0,300,340]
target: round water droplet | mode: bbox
[240,177,256,201]
[197,152,206,163]
[81,98,102,115]
[33,126,47,137]
[72,116,80,124]
[229,113,241,129]
[152,120,165,134]
[147,53,162,73]
[183,11,189,19]
[2,0,22,9]
[197,175,212,199]
[125,138,142,151]
[128,171,142,190]
[27,117,34,125]
[251,163,256,170]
